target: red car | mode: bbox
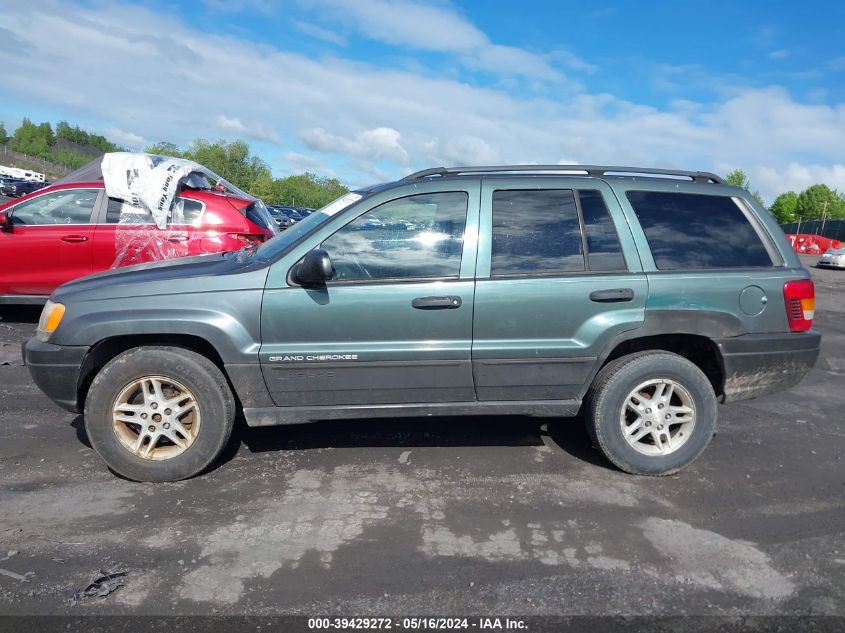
[0,181,275,303]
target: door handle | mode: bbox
[411,296,462,310]
[61,235,89,243]
[166,236,188,243]
[590,288,635,303]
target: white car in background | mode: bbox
[818,247,845,269]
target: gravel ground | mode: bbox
[0,255,842,617]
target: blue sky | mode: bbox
[2,0,845,200]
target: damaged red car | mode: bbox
[0,169,275,304]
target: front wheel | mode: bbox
[586,351,717,476]
[84,346,235,482]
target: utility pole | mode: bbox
[820,201,829,237]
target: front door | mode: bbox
[260,186,480,407]
[0,188,101,297]
[472,178,648,401]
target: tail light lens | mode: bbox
[226,233,265,245]
[783,280,815,332]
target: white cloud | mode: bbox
[1,1,843,203]
[300,127,410,164]
[104,127,145,148]
[306,0,487,52]
[302,0,571,80]
[754,163,845,198]
[283,151,336,177]
[214,114,280,144]
[768,49,790,60]
[293,20,347,46]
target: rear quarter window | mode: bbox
[626,191,773,270]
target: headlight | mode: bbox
[37,300,65,342]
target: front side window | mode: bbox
[321,192,468,282]
[11,189,98,226]
[491,189,583,276]
[626,191,773,270]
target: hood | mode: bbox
[824,248,845,255]
[52,251,269,303]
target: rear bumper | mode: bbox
[23,338,88,413]
[716,331,821,402]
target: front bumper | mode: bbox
[716,331,821,402]
[23,338,88,413]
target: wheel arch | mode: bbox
[77,334,231,411]
[582,332,725,401]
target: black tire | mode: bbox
[586,351,716,476]
[84,346,236,482]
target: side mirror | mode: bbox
[293,248,334,285]
[0,211,10,231]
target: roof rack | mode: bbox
[403,165,724,184]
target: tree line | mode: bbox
[0,119,349,208]
[0,118,123,169]
[725,169,845,224]
[145,139,348,209]
[3,118,842,219]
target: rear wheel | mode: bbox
[84,346,235,482]
[586,351,717,475]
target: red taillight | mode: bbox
[783,280,815,332]
[226,233,265,245]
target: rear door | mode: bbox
[472,178,648,400]
[259,183,480,407]
[92,197,201,270]
[0,188,101,296]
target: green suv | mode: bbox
[24,165,821,482]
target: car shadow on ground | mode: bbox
[0,306,42,324]
[233,414,612,471]
[69,411,613,477]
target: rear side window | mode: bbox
[491,189,584,275]
[626,191,773,270]
[106,197,203,224]
[579,190,626,271]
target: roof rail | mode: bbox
[403,165,724,184]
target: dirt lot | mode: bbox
[0,255,843,617]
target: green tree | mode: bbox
[795,184,845,220]
[769,191,799,224]
[145,141,184,157]
[0,121,9,145]
[182,139,271,191]
[725,168,766,207]
[10,118,54,158]
[144,138,348,205]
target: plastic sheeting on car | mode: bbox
[102,153,210,230]
[786,233,843,255]
[110,199,193,268]
[90,152,271,268]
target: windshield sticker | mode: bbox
[319,193,362,217]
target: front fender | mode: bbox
[50,291,264,364]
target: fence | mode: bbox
[780,219,845,242]
[0,145,71,177]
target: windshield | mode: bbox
[254,192,364,262]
